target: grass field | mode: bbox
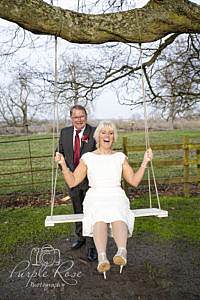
[0,196,200,259]
[0,129,199,196]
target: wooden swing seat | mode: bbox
[45,208,168,227]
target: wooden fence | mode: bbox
[122,136,200,197]
[0,135,199,198]
[0,136,56,195]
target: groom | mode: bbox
[58,105,97,261]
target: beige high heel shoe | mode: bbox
[113,247,127,274]
[97,252,110,279]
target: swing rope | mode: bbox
[50,0,59,218]
[50,0,80,218]
[135,8,161,210]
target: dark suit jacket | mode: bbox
[58,124,96,195]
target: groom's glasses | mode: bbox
[71,115,86,120]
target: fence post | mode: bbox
[183,136,190,198]
[197,149,200,190]
[122,137,128,194]
[122,136,128,156]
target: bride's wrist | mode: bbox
[62,165,71,174]
[141,161,148,169]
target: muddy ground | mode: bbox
[0,233,200,300]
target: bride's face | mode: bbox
[99,127,114,149]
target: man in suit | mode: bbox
[58,105,97,261]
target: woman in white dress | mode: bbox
[55,121,153,279]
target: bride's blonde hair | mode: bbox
[93,121,118,148]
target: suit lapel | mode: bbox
[80,124,91,155]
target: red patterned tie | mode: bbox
[73,130,81,168]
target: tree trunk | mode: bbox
[0,0,199,44]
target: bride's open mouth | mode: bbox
[103,139,110,143]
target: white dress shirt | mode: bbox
[73,126,86,148]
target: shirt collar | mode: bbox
[73,126,85,133]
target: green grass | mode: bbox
[0,130,199,195]
[0,204,74,255]
[131,196,200,243]
[0,196,200,259]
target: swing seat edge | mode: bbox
[45,208,168,227]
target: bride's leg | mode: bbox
[111,220,128,249]
[93,221,110,278]
[93,221,108,254]
[112,221,128,273]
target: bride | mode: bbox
[55,121,153,279]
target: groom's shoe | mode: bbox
[86,247,98,262]
[71,238,86,250]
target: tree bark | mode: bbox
[0,0,199,44]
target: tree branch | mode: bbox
[0,0,199,44]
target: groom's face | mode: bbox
[71,108,87,130]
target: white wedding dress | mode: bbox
[81,152,135,237]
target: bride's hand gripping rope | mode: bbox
[55,152,65,166]
[141,148,153,169]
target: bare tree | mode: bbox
[57,54,100,107]
[0,66,46,130]
[144,34,200,126]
